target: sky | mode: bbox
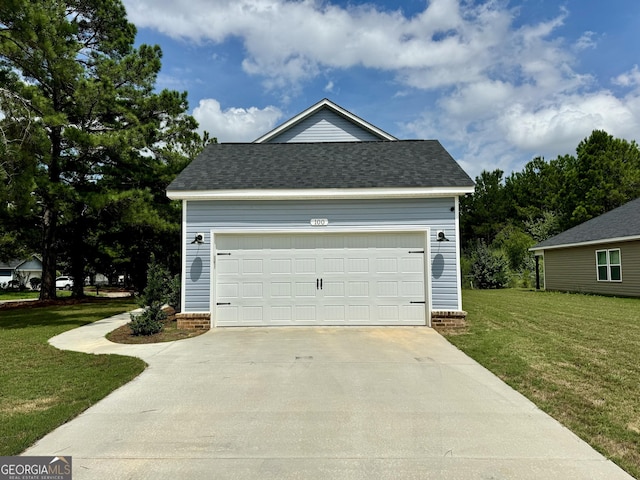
[121,0,640,179]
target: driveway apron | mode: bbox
[24,312,634,480]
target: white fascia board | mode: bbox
[167,186,475,201]
[529,234,640,252]
[254,98,397,143]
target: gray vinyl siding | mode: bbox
[18,259,42,271]
[183,197,460,313]
[544,240,640,297]
[267,109,383,143]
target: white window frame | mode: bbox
[595,248,622,282]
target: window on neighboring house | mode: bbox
[596,249,622,282]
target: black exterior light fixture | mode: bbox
[436,230,450,242]
[191,233,205,244]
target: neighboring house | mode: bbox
[530,197,640,297]
[167,99,475,328]
[0,255,43,289]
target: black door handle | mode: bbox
[320,278,323,290]
[316,278,319,290]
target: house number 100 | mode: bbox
[310,218,329,226]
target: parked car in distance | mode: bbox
[55,276,73,290]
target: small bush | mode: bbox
[128,254,174,336]
[137,255,169,310]
[471,242,510,289]
[29,277,41,290]
[167,274,180,311]
[129,305,166,336]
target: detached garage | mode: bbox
[167,99,474,328]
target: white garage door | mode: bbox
[214,232,427,326]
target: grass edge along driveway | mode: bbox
[0,299,146,455]
[443,289,640,479]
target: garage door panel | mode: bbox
[271,258,292,274]
[294,281,317,297]
[347,258,369,273]
[271,306,292,322]
[347,281,369,297]
[377,281,399,297]
[323,281,345,297]
[242,259,263,274]
[242,306,263,322]
[295,305,317,322]
[215,232,426,326]
[271,282,292,297]
[402,305,425,322]
[402,281,424,297]
[378,305,400,321]
[376,257,398,273]
[295,258,316,274]
[217,283,239,298]
[217,258,239,274]
[325,305,346,321]
[400,256,423,273]
[323,258,345,273]
[348,305,370,321]
[242,283,263,298]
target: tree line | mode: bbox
[460,130,640,288]
[1,0,212,299]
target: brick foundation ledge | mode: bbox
[176,313,211,330]
[431,310,467,329]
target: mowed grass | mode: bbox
[0,291,45,300]
[444,289,640,478]
[0,299,146,455]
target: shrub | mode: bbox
[137,255,169,310]
[167,274,180,311]
[29,277,41,290]
[129,254,172,336]
[129,305,166,336]
[471,242,510,289]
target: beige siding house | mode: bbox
[530,198,640,297]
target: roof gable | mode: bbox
[531,197,640,251]
[0,255,42,270]
[254,98,396,143]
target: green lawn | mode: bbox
[0,299,146,455]
[0,291,42,301]
[444,289,640,478]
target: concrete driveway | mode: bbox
[24,312,634,480]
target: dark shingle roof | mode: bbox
[167,140,474,191]
[532,197,640,250]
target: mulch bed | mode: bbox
[106,316,207,344]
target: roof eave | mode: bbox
[530,234,640,252]
[167,186,475,201]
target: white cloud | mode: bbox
[124,0,516,88]
[192,99,283,142]
[574,31,597,51]
[613,65,640,88]
[125,0,640,178]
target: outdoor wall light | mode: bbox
[191,233,205,244]
[436,230,450,242]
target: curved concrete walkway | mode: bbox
[24,313,635,480]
